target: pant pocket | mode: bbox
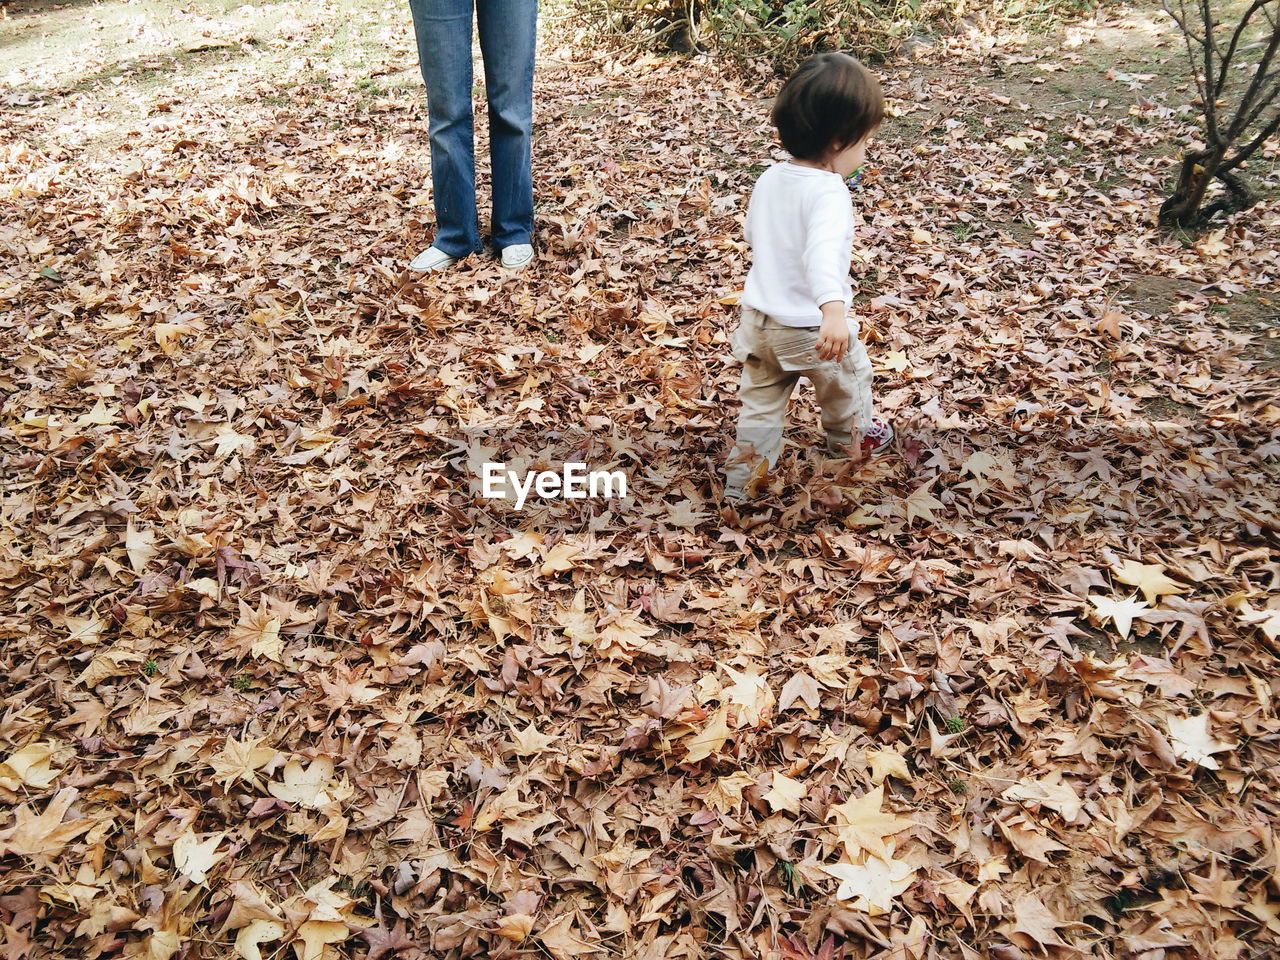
[769,325,832,373]
[731,312,768,363]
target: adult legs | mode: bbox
[476,0,537,250]
[409,0,483,258]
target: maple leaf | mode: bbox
[235,919,284,960]
[0,788,93,858]
[596,609,659,658]
[777,672,822,713]
[1167,713,1234,769]
[294,920,348,960]
[268,758,340,808]
[1238,602,1280,642]
[125,518,159,573]
[538,913,602,960]
[823,853,916,916]
[211,737,277,790]
[64,616,105,646]
[901,482,944,525]
[682,706,731,764]
[352,919,421,960]
[1111,560,1188,604]
[866,748,910,785]
[0,742,60,791]
[880,350,910,371]
[827,785,915,859]
[495,914,535,943]
[143,930,181,960]
[539,540,583,576]
[1010,893,1070,948]
[229,599,283,663]
[1001,771,1084,823]
[172,829,228,884]
[508,722,557,757]
[764,773,806,814]
[665,499,707,530]
[1089,592,1150,640]
[998,815,1068,863]
[720,663,774,726]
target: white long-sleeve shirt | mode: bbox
[741,161,854,327]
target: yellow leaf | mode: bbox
[268,758,338,808]
[144,930,181,960]
[292,920,348,960]
[828,785,915,859]
[538,914,602,960]
[74,399,118,428]
[1089,593,1150,640]
[153,322,193,356]
[510,722,557,757]
[1196,228,1229,258]
[230,599,283,663]
[665,500,706,530]
[1111,560,1188,605]
[540,541,583,576]
[125,519,159,573]
[823,853,916,915]
[1167,713,1233,769]
[0,742,60,791]
[902,482,943,525]
[720,663,774,727]
[764,772,806,814]
[210,737,277,790]
[880,350,910,372]
[1001,771,1084,822]
[867,747,910,785]
[683,706,731,764]
[172,829,227,884]
[65,616,106,646]
[910,227,933,243]
[235,920,284,960]
[496,914,535,942]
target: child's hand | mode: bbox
[815,313,849,363]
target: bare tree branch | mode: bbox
[1216,0,1273,100]
[1235,72,1280,133]
[1200,0,1220,138]
[1226,12,1280,139]
[1220,106,1280,172]
[1168,0,1213,123]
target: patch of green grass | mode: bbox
[778,860,801,894]
[142,659,159,677]
[234,674,253,692]
[945,715,966,734]
[950,222,974,241]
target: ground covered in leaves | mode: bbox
[3,1,1280,958]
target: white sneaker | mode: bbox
[500,243,534,269]
[409,246,458,272]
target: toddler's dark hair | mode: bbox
[771,52,884,161]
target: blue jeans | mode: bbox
[408,0,537,257]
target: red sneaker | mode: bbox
[860,417,894,455]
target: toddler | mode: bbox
[724,52,893,501]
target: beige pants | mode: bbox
[726,305,874,492]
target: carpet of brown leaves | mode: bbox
[2,2,1280,959]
